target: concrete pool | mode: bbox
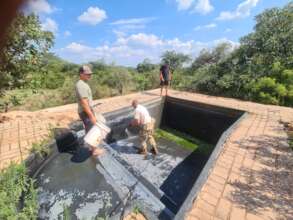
[36,97,245,219]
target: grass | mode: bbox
[30,125,54,158]
[62,204,71,220]
[154,128,213,155]
[0,163,38,219]
[133,205,141,215]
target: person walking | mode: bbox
[75,65,104,156]
[130,100,158,155]
[160,63,172,96]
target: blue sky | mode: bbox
[25,0,290,66]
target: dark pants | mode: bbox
[79,111,94,133]
[160,80,169,86]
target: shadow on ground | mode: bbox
[228,134,293,220]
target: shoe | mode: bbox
[150,148,158,155]
[138,148,147,155]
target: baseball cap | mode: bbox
[79,65,92,75]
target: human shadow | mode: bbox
[54,128,91,163]
[228,133,293,220]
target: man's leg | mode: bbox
[147,120,158,155]
[160,85,163,96]
[139,128,148,155]
[148,133,158,155]
[80,112,104,156]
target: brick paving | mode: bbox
[0,89,292,220]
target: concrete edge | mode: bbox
[174,111,248,220]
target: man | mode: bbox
[160,64,172,96]
[130,100,158,155]
[75,65,104,156]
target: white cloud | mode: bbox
[116,33,164,47]
[26,0,53,14]
[64,31,71,37]
[174,0,213,14]
[57,33,238,66]
[111,17,156,25]
[217,0,259,20]
[78,7,107,25]
[213,38,239,49]
[194,0,214,14]
[111,17,156,32]
[225,28,232,33]
[113,30,127,38]
[194,23,216,31]
[41,18,58,34]
[176,0,194,10]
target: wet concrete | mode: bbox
[37,151,122,220]
[108,135,209,214]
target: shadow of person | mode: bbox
[54,127,92,163]
[70,146,92,163]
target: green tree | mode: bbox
[103,69,133,95]
[191,42,233,71]
[0,13,54,92]
[161,51,191,72]
[136,58,156,73]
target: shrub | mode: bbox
[0,163,38,219]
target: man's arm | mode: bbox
[160,71,164,81]
[169,71,172,81]
[130,110,141,126]
[80,98,96,124]
[130,118,139,126]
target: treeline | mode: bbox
[0,3,292,111]
[169,2,292,107]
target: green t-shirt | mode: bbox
[75,79,93,113]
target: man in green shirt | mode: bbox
[75,65,104,156]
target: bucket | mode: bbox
[84,121,111,146]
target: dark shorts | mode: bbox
[160,80,169,86]
[79,111,94,133]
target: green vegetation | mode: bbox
[133,205,141,215]
[0,163,38,219]
[1,3,292,110]
[30,140,51,158]
[62,204,71,220]
[30,126,54,158]
[154,128,213,155]
[0,13,54,93]
[171,3,293,107]
[289,138,293,151]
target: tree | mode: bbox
[191,43,233,70]
[161,51,191,72]
[186,3,293,106]
[240,3,293,67]
[0,13,54,92]
[103,68,133,95]
[136,58,155,73]
[89,59,107,71]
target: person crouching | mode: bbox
[130,100,158,155]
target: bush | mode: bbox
[0,163,38,219]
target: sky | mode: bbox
[24,0,290,66]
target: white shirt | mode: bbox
[134,104,151,125]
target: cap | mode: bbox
[79,65,92,74]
